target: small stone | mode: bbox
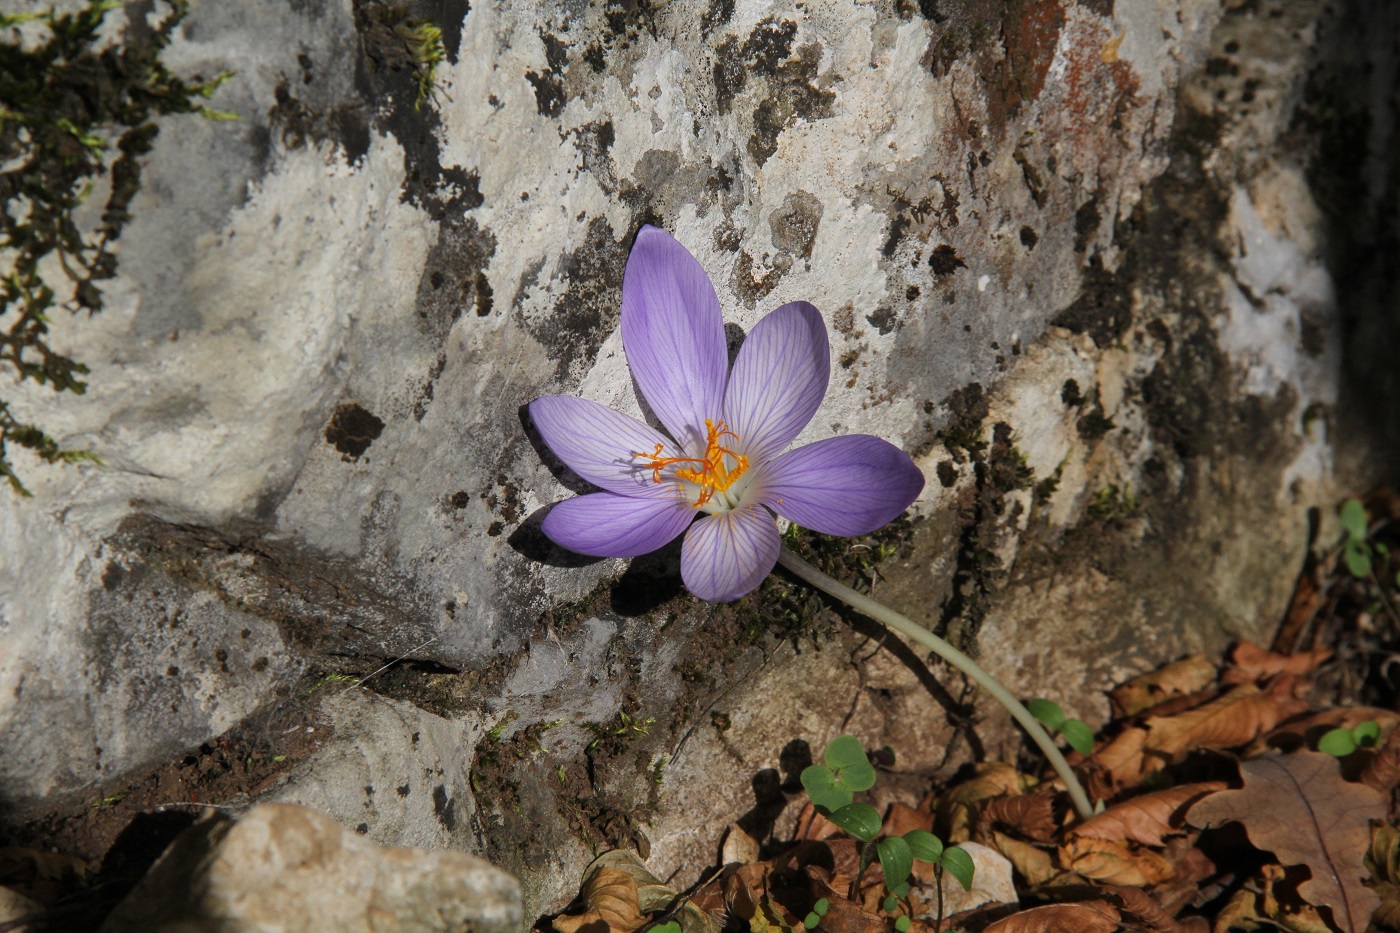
[99,803,520,933]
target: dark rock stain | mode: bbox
[701,0,736,35]
[325,403,385,460]
[866,306,898,335]
[514,218,627,380]
[526,33,569,118]
[432,784,457,831]
[1052,256,1130,348]
[769,190,823,260]
[1019,225,1038,250]
[928,244,966,278]
[711,19,835,167]
[416,217,497,347]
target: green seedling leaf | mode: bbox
[1060,719,1096,755]
[902,829,944,864]
[801,764,852,812]
[1356,720,1382,747]
[940,845,976,892]
[803,912,819,930]
[1341,498,1369,541]
[891,881,910,899]
[827,802,882,842]
[824,735,877,791]
[877,835,913,890]
[1377,542,1390,559]
[1027,698,1067,731]
[1317,727,1356,757]
[1345,540,1374,579]
[894,917,911,933]
[882,895,898,914]
[813,898,829,917]
[824,734,868,769]
[653,923,681,933]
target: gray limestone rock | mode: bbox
[98,802,521,933]
[1,0,1397,924]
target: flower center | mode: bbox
[633,419,750,509]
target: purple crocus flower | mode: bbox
[530,225,924,602]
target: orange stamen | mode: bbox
[632,419,750,508]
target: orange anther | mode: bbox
[632,419,749,508]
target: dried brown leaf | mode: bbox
[882,801,933,838]
[1100,883,1208,933]
[0,847,88,883]
[1058,835,1175,886]
[989,831,1059,887]
[1146,684,1307,759]
[1373,880,1400,933]
[1222,641,1331,685]
[720,826,760,866]
[1370,825,1400,931]
[1360,726,1400,795]
[1084,726,1153,794]
[1188,750,1386,933]
[982,793,1059,843]
[1265,706,1400,750]
[1212,885,1263,933]
[937,762,1030,842]
[1258,863,1335,933]
[982,900,1120,933]
[1071,782,1227,847]
[553,865,645,933]
[1112,655,1219,718]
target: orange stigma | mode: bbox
[633,419,750,508]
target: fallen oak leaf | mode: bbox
[1221,641,1331,686]
[981,900,1120,933]
[1070,782,1227,847]
[1187,750,1386,933]
[1111,655,1218,718]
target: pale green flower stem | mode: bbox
[776,548,1095,821]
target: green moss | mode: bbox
[0,1,232,494]
[1087,483,1139,522]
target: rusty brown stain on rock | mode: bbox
[325,403,385,461]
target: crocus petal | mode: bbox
[757,435,925,536]
[542,492,694,558]
[620,225,727,452]
[680,503,781,602]
[724,300,829,464]
[530,395,680,498]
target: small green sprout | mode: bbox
[1319,720,1382,757]
[1087,482,1139,521]
[801,735,976,909]
[1027,698,1095,755]
[802,896,830,929]
[1341,498,1374,578]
